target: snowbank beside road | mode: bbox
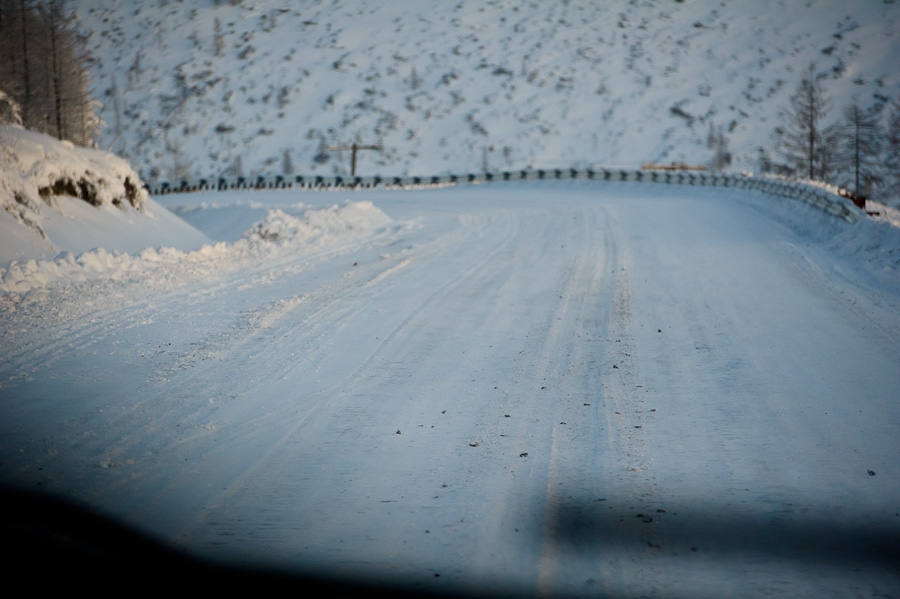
[0,125,210,263]
[733,189,900,296]
[0,125,146,211]
[0,200,392,300]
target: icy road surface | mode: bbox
[2,182,899,597]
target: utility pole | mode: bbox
[328,142,382,176]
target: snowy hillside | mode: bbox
[75,0,900,183]
[0,125,209,262]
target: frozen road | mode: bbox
[2,182,899,597]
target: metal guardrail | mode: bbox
[145,168,863,223]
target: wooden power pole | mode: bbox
[328,143,382,176]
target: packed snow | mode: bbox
[2,170,899,596]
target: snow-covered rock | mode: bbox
[0,125,209,263]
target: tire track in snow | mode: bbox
[6,184,898,596]
[531,191,900,598]
[0,206,400,503]
[0,204,398,389]
[139,208,525,548]
[172,203,626,588]
[527,205,646,594]
[84,237,422,526]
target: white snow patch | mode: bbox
[0,125,209,262]
[0,199,392,300]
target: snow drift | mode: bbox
[0,125,209,263]
[0,197,392,300]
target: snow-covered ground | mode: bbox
[0,125,209,264]
[2,180,899,597]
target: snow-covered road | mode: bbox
[2,182,898,597]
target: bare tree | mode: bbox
[817,121,844,185]
[884,96,900,205]
[213,17,225,57]
[0,0,35,125]
[282,149,295,176]
[775,64,835,181]
[0,0,100,146]
[707,123,732,172]
[838,102,882,198]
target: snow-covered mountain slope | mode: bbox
[0,125,209,263]
[75,0,900,182]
